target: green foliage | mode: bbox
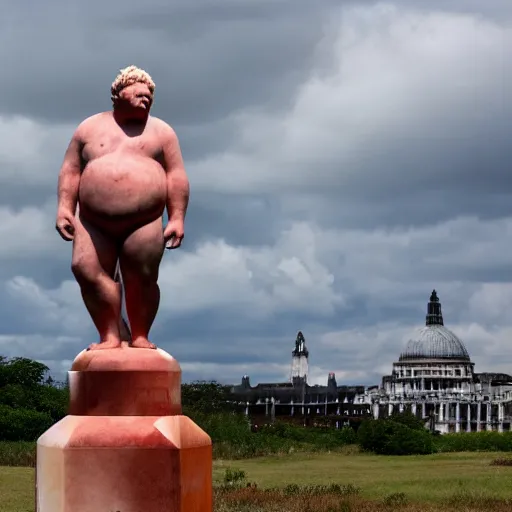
[0,441,36,467]
[223,468,247,487]
[357,416,433,455]
[388,411,426,431]
[0,383,68,421]
[182,380,240,415]
[183,381,358,459]
[382,422,433,455]
[382,492,408,507]
[435,431,512,452]
[259,422,357,450]
[0,405,54,441]
[0,357,49,387]
[357,419,389,453]
[0,355,69,442]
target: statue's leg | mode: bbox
[71,215,122,350]
[119,217,165,349]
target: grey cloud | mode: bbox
[0,1,511,390]
[188,7,512,231]
[396,0,512,20]
[0,0,334,130]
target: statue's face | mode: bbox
[117,82,154,112]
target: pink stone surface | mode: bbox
[69,345,182,416]
[37,346,212,511]
[46,68,210,511]
[55,67,190,351]
[71,344,180,372]
[37,415,212,512]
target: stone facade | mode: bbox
[232,291,512,433]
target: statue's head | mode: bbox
[111,65,155,117]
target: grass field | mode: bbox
[0,466,33,512]
[2,451,512,511]
[213,451,512,503]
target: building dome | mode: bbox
[398,290,471,362]
[400,324,470,361]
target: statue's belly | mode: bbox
[79,153,167,222]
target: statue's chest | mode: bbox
[82,133,162,162]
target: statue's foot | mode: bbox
[130,337,157,349]
[87,339,123,351]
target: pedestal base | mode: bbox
[36,414,212,512]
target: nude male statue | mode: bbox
[55,66,190,351]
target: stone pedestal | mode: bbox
[36,345,212,512]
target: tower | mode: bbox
[425,289,444,326]
[290,331,309,383]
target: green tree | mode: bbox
[389,410,426,431]
[0,356,68,441]
[181,380,240,415]
[357,417,433,455]
[0,357,49,387]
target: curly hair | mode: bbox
[111,65,155,104]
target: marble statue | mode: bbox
[55,66,190,351]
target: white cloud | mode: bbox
[0,202,65,259]
[0,335,81,360]
[159,222,342,317]
[5,276,91,336]
[0,115,73,186]
[6,214,512,329]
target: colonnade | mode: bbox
[374,401,509,433]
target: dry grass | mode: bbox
[0,442,36,468]
[213,451,512,503]
[490,457,512,466]
[214,486,512,511]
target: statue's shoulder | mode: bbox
[149,115,172,130]
[149,116,177,140]
[76,112,112,135]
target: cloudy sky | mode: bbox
[1,0,511,387]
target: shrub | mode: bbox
[382,422,433,455]
[490,457,512,466]
[435,431,512,453]
[223,468,247,487]
[388,411,426,431]
[383,492,408,507]
[0,441,36,466]
[0,405,54,441]
[357,418,433,455]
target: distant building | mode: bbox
[290,331,309,382]
[232,290,512,433]
[368,290,512,433]
[231,331,370,429]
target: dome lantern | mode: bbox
[399,291,470,362]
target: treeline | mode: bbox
[0,356,360,460]
[3,355,512,463]
[0,356,68,441]
[349,412,512,455]
[181,380,357,458]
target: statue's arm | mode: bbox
[162,126,190,222]
[57,128,83,216]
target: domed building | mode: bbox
[368,290,512,433]
[231,290,512,434]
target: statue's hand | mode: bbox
[164,219,184,250]
[56,210,76,241]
